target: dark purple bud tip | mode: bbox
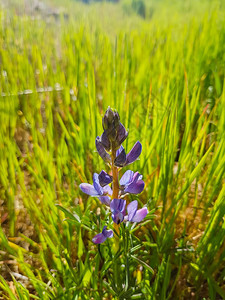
[102,107,120,131]
[101,108,128,148]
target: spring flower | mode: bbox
[120,170,145,195]
[79,172,112,205]
[92,226,113,244]
[110,199,148,224]
[79,107,148,244]
[114,141,142,167]
[124,200,148,223]
[110,198,126,224]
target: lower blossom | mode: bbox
[124,200,148,223]
[110,198,126,224]
[120,170,145,195]
[79,172,112,205]
[92,226,114,244]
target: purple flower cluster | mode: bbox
[80,107,148,244]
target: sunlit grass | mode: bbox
[0,0,225,298]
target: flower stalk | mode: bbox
[79,107,148,245]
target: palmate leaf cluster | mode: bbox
[0,0,225,299]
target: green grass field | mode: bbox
[0,0,225,299]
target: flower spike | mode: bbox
[79,107,147,244]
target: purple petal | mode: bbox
[110,199,126,214]
[110,199,126,224]
[131,207,148,222]
[100,131,111,151]
[124,179,145,194]
[116,145,124,157]
[99,196,111,206]
[112,211,124,224]
[125,141,142,166]
[92,233,107,244]
[103,185,112,196]
[120,170,134,186]
[114,148,126,167]
[102,226,114,238]
[118,199,126,214]
[98,170,112,187]
[132,172,141,183]
[110,198,118,212]
[93,173,103,195]
[92,226,113,244]
[96,137,111,163]
[116,123,128,146]
[79,183,99,196]
[127,200,138,221]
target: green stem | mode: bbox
[124,225,129,291]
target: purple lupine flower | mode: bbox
[124,200,148,223]
[114,141,142,167]
[79,172,112,205]
[110,198,126,224]
[119,170,145,195]
[92,226,113,244]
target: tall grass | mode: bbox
[0,0,225,298]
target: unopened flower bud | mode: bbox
[101,107,128,149]
[102,107,120,132]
